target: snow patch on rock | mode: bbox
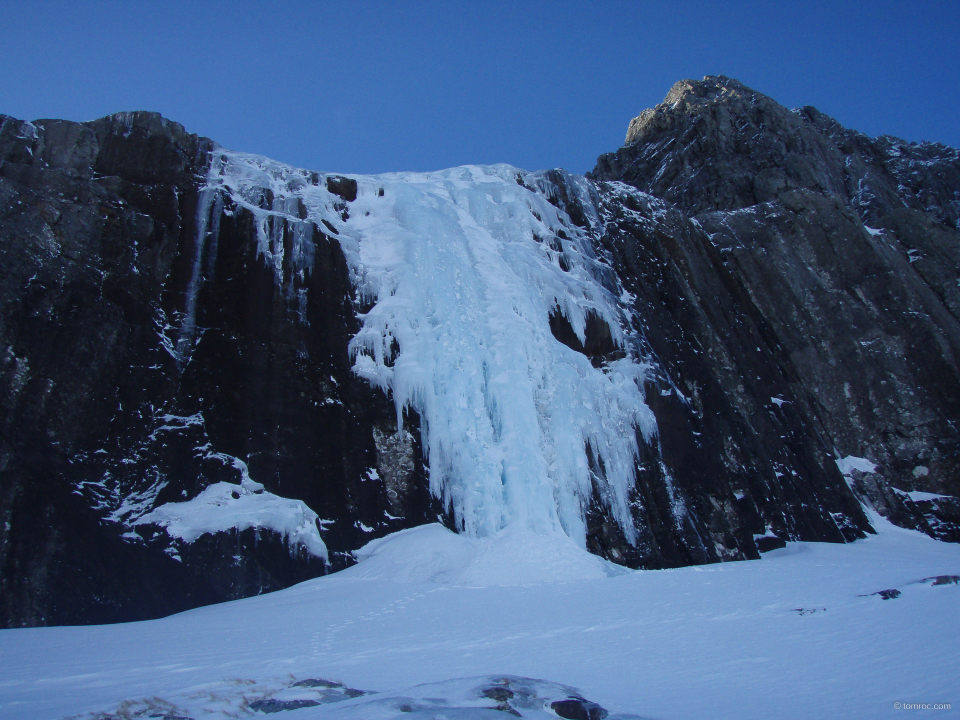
[893,488,955,504]
[136,482,327,560]
[835,455,877,476]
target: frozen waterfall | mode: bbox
[207,152,657,546]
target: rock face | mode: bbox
[591,76,960,544]
[1,76,958,627]
[0,112,443,627]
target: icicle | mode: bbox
[177,187,222,365]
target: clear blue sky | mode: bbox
[2,1,958,176]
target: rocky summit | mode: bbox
[1,76,958,627]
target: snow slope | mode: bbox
[341,523,629,585]
[0,515,957,720]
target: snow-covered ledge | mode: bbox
[135,482,328,562]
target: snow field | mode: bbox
[0,515,957,720]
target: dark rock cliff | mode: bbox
[0,112,443,627]
[591,76,960,544]
[1,76,957,627]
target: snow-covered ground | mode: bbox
[0,513,957,720]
